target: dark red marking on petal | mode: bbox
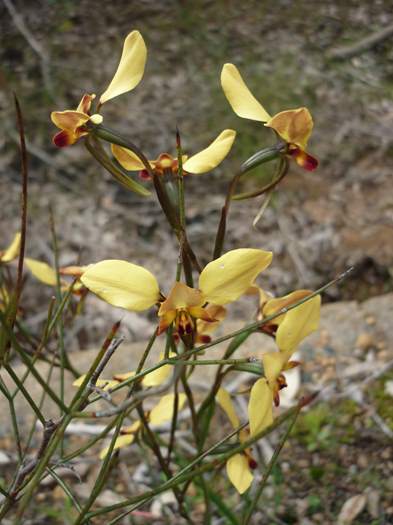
[53,130,74,148]
[289,146,318,171]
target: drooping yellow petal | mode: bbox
[183,129,236,174]
[99,30,147,104]
[221,63,271,122]
[72,374,118,391]
[199,249,273,305]
[1,232,21,262]
[276,295,321,353]
[50,110,90,132]
[216,388,240,429]
[24,258,58,286]
[81,259,160,312]
[226,454,253,494]
[196,304,226,335]
[99,434,135,460]
[111,145,147,171]
[262,352,287,386]
[149,393,186,426]
[265,108,313,150]
[142,352,176,387]
[158,282,204,317]
[263,289,312,326]
[248,378,273,438]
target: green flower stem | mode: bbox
[242,407,301,525]
[84,403,303,521]
[233,157,288,201]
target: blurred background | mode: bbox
[1,1,393,523]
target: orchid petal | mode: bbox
[265,107,313,150]
[158,282,204,317]
[113,371,135,382]
[24,258,58,286]
[76,93,95,114]
[1,232,21,262]
[248,378,273,437]
[111,145,147,171]
[73,374,118,391]
[216,388,240,429]
[183,129,236,174]
[142,352,176,387]
[99,434,135,459]
[263,290,312,326]
[149,393,186,426]
[81,259,160,312]
[276,295,321,353]
[226,454,253,494]
[199,249,273,305]
[196,304,226,335]
[51,110,90,132]
[99,30,147,104]
[262,352,287,386]
[221,63,271,122]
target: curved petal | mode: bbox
[196,304,226,335]
[263,290,312,326]
[288,147,318,171]
[111,144,147,171]
[81,259,160,312]
[142,351,176,387]
[99,30,147,104]
[226,454,253,494]
[53,129,79,148]
[265,107,313,150]
[76,93,95,114]
[276,295,321,353]
[248,378,273,437]
[183,129,236,174]
[221,63,271,122]
[1,232,21,262]
[216,388,240,429]
[24,258,58,286]
[199,249,273,305]
[149,393,186,426]
[51,110,90,132]
[158,282,204,316]
[262,352,287,386]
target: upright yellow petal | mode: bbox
[216,388,240,429]
[1,232,21,262]
[149,393,186,426]
[226,454,253,494]
[248,378,273,438]
[276,295,321,353]
[265,108,313,150]
[81,259,160,312]
[24,258,58,286]
[183,129,236,174]
[158,282,204,316]
[99,30,147,104]
[99,434,135,460]
[221,63,271,122]
[111,145,147,171]
[142,352,176,387]
[199,249,273,305]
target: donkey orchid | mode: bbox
[248,291,321,436]
[80,248,273,335]
[111,129,236,177]
[221,63,318,171]
[51,30,147,147]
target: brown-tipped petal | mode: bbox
[157,310,177,335]
[53,129,77,148]
[76,93,95,114]
[289,147,318,171]
[158,282,204,317]
[265,107,313,150]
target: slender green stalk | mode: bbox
[242,408,301,524]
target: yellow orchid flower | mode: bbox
[111,129,236,177]
[0,232,21,263]
[51,30,147,147]
[216,388,256,494]
[221,63,318,171]
[80,248,273,336]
